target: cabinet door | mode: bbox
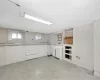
[25,45,48,60]
[55,46,62,59]
[52,46,56,57]
[0,47,6,66]
[47,45,52,55]
[37,45,47,56]
[55,48,60,59]
[6,46,19,64]
[18,46,25,62]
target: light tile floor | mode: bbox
[0,57,100,80]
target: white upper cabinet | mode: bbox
[65,29,73,37]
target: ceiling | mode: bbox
[0,0,100,33]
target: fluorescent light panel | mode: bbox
[25,14,52,25]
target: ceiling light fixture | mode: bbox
[25,14,52,25]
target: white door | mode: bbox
[0,47,6,66]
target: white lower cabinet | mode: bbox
[6,46,19,65]
[52,45,63,59]
[55,46,62,59]
[0,45,49,66]
[50,45,55,57]
[51,45,57,57]
[5,46,25,65]
[24,45,48,60]
[18,46,26,62]
[0,47,6,66]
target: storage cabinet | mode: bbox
[63,45,72,62]
[64,37,73,44]
[24,45,48,60]
[0,46,25,66]
[6,46,18,64]
[65,30,73,37]
[18,46,25,62]
[51,46,56,57]
[0,45,49,67]
[5,46,25,65]
[64,28,73,44]
[0,47,6,66]
[52,46,62,59]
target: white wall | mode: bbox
[0,28,8,43]
[94,19,100,77]
[49,34,57,45]
[72,23,94,71]
[0,28,49,45]
[25,32,49,45]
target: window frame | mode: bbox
[35,35,42,40]
[11,33,22,39]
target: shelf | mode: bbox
[63,44,73,46]
[65,50,71,54]
[63,42,73,61]
[65,46,72,49]
[65,54,72,60]
[65,49,72,50]
[64,37,73,44]
[65,53,72,55]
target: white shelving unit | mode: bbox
[63,44,73,62]
[62,28,73,63]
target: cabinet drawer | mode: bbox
[25,51,38,56]
[26,54,40,60]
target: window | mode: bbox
[35,35,42,40]
[18,33,22,39]
[12,33,17,39]
[12,33,22,39]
